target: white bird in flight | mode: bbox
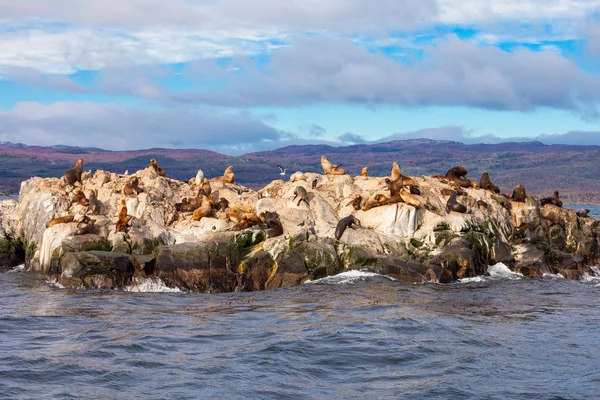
[277,165,287,176]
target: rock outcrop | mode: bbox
[1,164,599,290]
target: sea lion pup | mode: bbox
[347,194,362,210]
[445,191,467,214]
[88,190,102,215]
[192,195,213,221]
[335,215,361,241]
[262,211,283,238]
[479,171,500,193]
[321,155,346,175]
[540,190,563,207]
[123,176,143,196]
[445,166,471,188]
[74,219,96,235]
[63,158,84,186]
[76,190,89,206]
[149,159,166,177]
[211,166,235,184]
[360,167,368,177]
[399,187,421,208]
[293,186,310,207]
[511,184,527,202]
[289,171,307,182]
[362,194,388,211]
[46,215,76,228]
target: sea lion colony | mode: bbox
[55,156,564,240]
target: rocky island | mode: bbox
[0,156,598,292]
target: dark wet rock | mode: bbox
[376,258,451,283]
[58,251,135,289]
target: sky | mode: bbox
[0,0,599,155]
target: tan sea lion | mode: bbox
[446,191,467,214]
[46,215,75,228]
[391,162,401,181]
[116,200,132,232]
[335,215,361,240]
[63,158,84,186]
[360,167,368,177]
[211,166,235,184]
[289,171,307,182]
[88,190,102,215]
[540,190,563,207]
[479,171,500,193]
[321,155,346,175]
[512,184,527,202]
[149,159,166,177]
[293,186,310,207]
[76,190,89,207]
[399,188,421,208]
[192,195,213,221]
[123,176,143,196]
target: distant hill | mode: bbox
[1,140,600,203]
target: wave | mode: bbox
[6,264,25,274]
[459,263,523,284]
[46,278,65,289]
[125,277,182,293]
[581,266,600,287]
[305,270,398,285]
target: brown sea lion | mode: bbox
[116,199,132,232]
[217,197,229,211]
[211,166,235,184]
[446,191,467,214]
[476,200,489,210]
[399,188,421,208]
[88,190,102,215]
[577,209,591,218]
[198,178,212,197]
[262,211,283,238]
[46,215,75,228]
[479,171,500,193]
[63,158,84,186]
[74,219,96,235]
[512,184,527,202]
[312,177,319,189]
[149,159,166,177]
[192,195,213,221]
[492,194,511,211]
[123,176,143,196]
[76,190,89,207]
[540,190,563,207]
[445,166,471,188]
[321,155,346,175]
[347,194,362,210]
[293,186,310,207]
[335,215,361,240]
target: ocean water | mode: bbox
[1,265,599,399]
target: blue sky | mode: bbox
[0,0,599,154]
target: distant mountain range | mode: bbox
[1,139,600,203]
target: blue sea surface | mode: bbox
[1,266,599,399]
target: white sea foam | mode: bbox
[487,262,523,280]
[46,278,65,289]
[125,277,182,293]
[458,276,488,284]
[6,264,25,273]
[542,272,565,279]
[306,270,397,285]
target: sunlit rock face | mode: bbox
[1,166,598,291]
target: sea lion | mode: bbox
[149,159,166,177]
[293,186,310,207]
[577,209,591,218]
[76,190,89,207]
[312,178,319,189]
[199,178,212,197]
[347,194,362,210]
[445,191,467,214]
[116,199,132,232]
[63,158,84,186]
[192,195,213,221]
[479,171,500,193]
[540,190,563,207]
[511,184,527,202]
[88,190,102,215]
[123,176,143,196]
[262,211,283,238]
[335,215,361,240]
[321,155,346,175]
[190,170,204,186]
[360,167,368,177]
[362,194,388,211]
[289,171,307,182]
[445,166,471,188]
[476,200,489,210]
[74,219,96,235]
[391,162,401,181]
[46,215,75,228]
[217,197,229,211]
[211,166,235,184]
[468,179,480,190]
[492,194,511,211]
[399,188,421,208]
